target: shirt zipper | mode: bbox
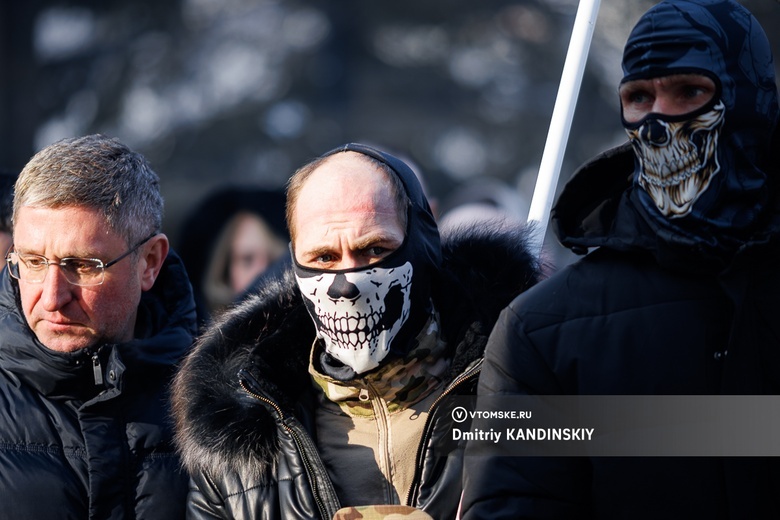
[91,351,103,386]
[362,380,397,504]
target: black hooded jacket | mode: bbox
[172,224,540,519]
[463,1,780,514]
[0,252,197,520]
[461,141,780,519]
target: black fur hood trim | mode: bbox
[172,222,541,480]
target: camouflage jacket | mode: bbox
[172,223,541,520]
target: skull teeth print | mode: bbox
[628,102,725,218]
[296,262,413,371]
[641,150,704,187]
[320,312,383,349]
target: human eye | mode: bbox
[680,82,714,104]
[620,86,651,106]
[232,253,254,270]
[366,246,389,257]
[312,252,337,267]
[619,81,655,123]
[22,255,47,270]
[360,244,397,264]
[673,75,715,107]
[682,85,704,98]
[63,258,101,275]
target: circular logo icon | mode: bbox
[452,406,468,423]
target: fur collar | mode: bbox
[172,223,541,479]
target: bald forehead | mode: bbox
[314,151,391,183]
[301,152,395,205]
[293,152,397,216]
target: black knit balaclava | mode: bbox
[621,0,779,249]
[293,143,442,380]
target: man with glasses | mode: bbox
[0,134,197,519]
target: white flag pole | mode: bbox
[526,0,601,257]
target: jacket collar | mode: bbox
[310,312,450,417]
[172,224,542,479]
[552,141,780,273]
[0,251,196,399]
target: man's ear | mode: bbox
[140,233,169,291]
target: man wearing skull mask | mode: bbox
[172,143,541,519]
[461,0,780,518]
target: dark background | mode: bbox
[1,0,778,266]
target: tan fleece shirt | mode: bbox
[309,315,450,507]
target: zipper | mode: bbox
[239,378,287,419]
[404,359,482,506]
[91,352,103,386]
[362,380,396,504]
[238,370,340,519]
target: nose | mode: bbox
[640,119,670,146]
[327,273,360,300]
[40,265,74,311]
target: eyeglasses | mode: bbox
[5,232,157,287]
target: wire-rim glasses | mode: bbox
[5,232,157,287]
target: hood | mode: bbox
[172,223,541,481]
[553,133,780,272]
[552,143,646,256]
[177,186,288,325]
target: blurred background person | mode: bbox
[178,186,288,326]
[438,177,529,234]
[0,169,16,255]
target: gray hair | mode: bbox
[13,134,163,245]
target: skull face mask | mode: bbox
[296,262,413,374]
[627,100,725,218]
[620,0,778,240]
[292,143,442,379]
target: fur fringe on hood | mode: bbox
[172,222,542,481]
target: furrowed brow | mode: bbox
[301,245,335,259]
[353,233,402,251]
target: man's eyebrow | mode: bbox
[353,234,403,251]
[300,245,333,259]
[300,234,403,258]
[11,246,93,258]
[619,79,650,91]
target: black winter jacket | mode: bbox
[461,143,780,519]
[172,225,541,520]
[0,252,197,520]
